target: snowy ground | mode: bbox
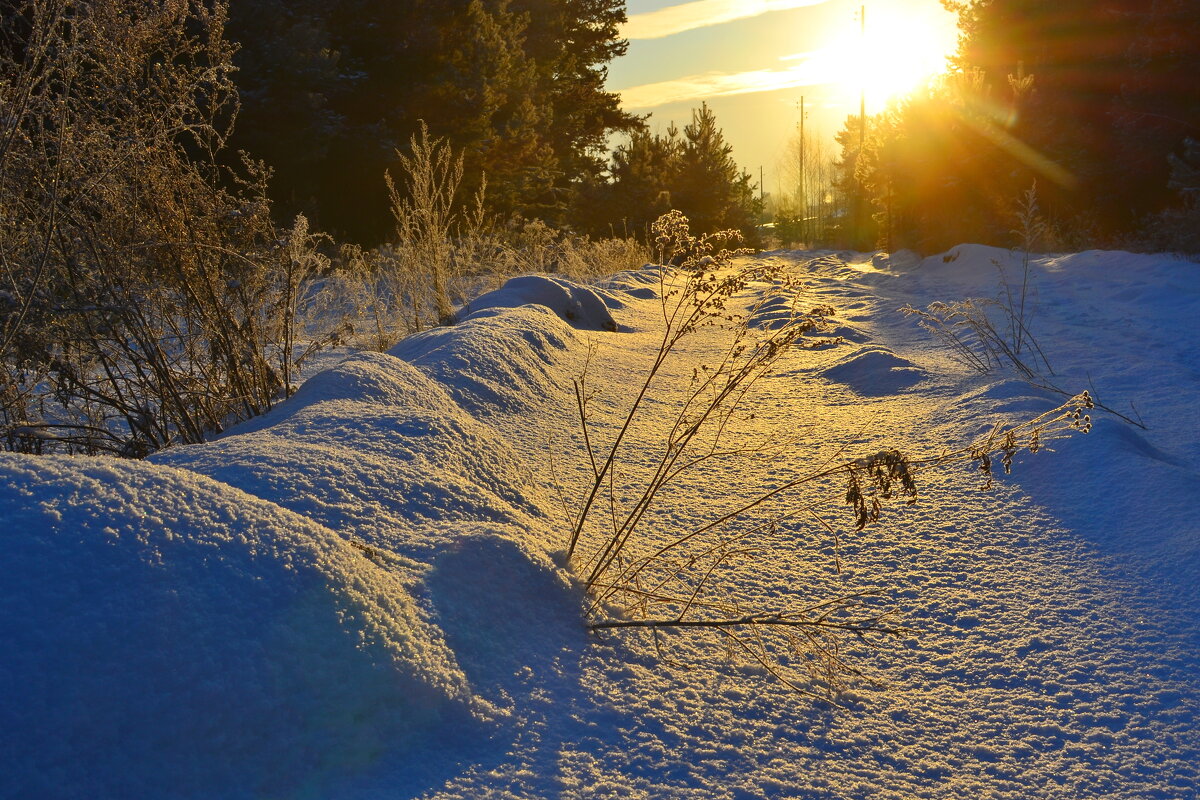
[2,246,1198,799]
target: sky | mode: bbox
[606,0,962,198]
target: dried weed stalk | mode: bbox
[570,213,1095,699]
[334,133,651,350]
[900,183,1054,379]
[899,298,1051,379]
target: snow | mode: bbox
[455,274,619,332]
[3,246,1199,798]
[818,345,928,395]
[0,456,480,799]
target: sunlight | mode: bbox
[809,3,959,112]
[615,1,960,113]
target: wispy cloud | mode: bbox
[621,0,833,40]
[616,49,836,108]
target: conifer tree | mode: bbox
[579,125,679,237]
[672,103,760,237]
[580,104,760,242]
[515,0,640,212]
[226,0,635,243]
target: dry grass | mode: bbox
[322,140,649,351]
[0,0,336,456]
[0,11,650,452]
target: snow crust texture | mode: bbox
[4,252,1200,799]
[0,456,474,800]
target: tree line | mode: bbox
[228,0,634,243]
[827,0,1200,253]
[227,0,760,244]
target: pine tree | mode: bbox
[582,104,759,241]
[579,125,679,237]
[671,103,760,237]
[515,0,640,216]
[429,0,555,217]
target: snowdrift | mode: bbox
[0,277,623,799]
[454,274,618,333]
[0,455,476,799]
[4,252,1200,800]
[151,349,553,553]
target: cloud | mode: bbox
[621,0,833,40]
[615,50,837,109]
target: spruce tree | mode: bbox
[226,0,635,244]
[672,103,759,237]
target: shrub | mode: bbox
[330,135,650,351]
[0,0,330,456]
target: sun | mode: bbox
[823,2,959,112]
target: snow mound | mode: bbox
[825,322,871,343]
[152,351,551,553]
[747,285,805,330]
[871,248,923,271]
[929,243,1013,271]
[897,244,1019,295]
[392,303,578,415]
[820,345,927,395]
[456,274,617,331]
[598,264,666,300]
[426,532,585,698]
[228,351,462,436]
[0,454,478,800]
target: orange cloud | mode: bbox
[621,0,833,41]
[616,50,837,108]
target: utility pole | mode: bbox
[859,5,866,156]
[854,4,866,249]
[799,95,806,243]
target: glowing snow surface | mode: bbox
[2,249,1198,798]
